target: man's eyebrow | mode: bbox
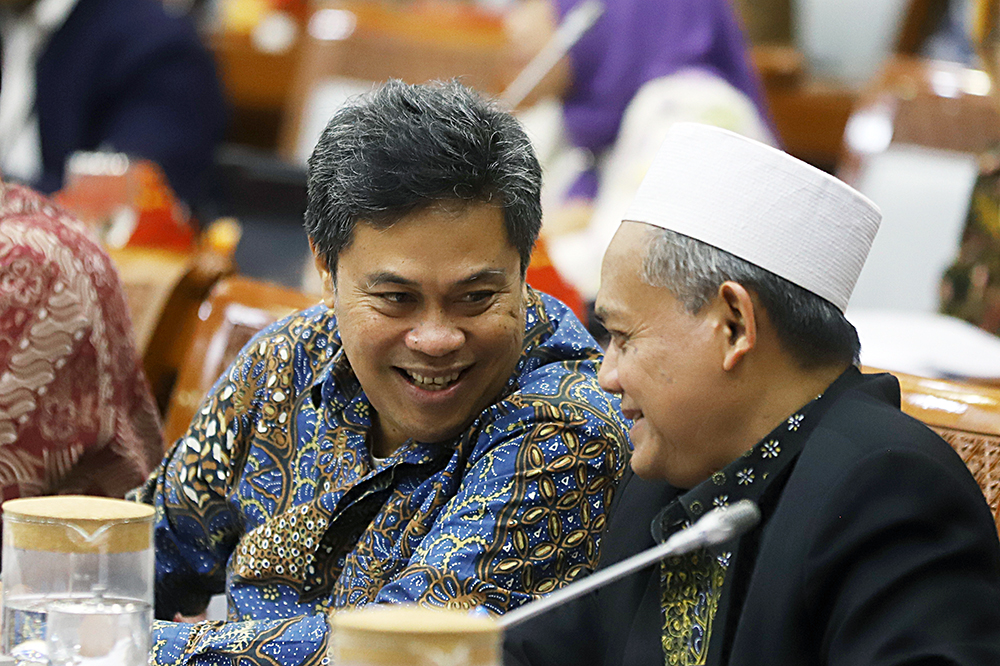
[591,306,609,326]
[363,269,508,290]
[592,305,626,331]
[364,272,418,289]
[457,269,507,286]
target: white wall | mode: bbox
[794,0,911,85]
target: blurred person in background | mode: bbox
[923,0,976,64]
[0,178,163,528]
[939,0,1000,333]
[506,0,775,302]
[0,0,226,206]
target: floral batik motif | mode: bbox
[652,396,822,665]
[941,146,1000,333]
[0,181,162,518]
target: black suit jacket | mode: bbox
[505,369,1000,665]
[32,0,225,203]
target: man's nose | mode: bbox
[405,313,466,357]
[598,347,621,394]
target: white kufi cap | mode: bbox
[623,123,881,312]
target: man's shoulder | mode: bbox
[236,304,337,367]
[0,184,95,245]
[517,290,604,389]
[782,370,989,523]
[808,371,961,468]
[737,375,1000,663]
[500,290,627,432]
[509,343,620,425]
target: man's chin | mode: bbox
[629,457,665,482]
[386,389,503,446]
[628,444,698,488]
[405,418,473,446]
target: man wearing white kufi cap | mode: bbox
[505,123,1000,665]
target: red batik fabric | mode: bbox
[0,180,163,505]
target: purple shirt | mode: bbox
[556,0,771,159]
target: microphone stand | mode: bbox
[499,0,605,109]
[497,499,761,629]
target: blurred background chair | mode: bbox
[840,56,999,315]
[280,0,508,163]
[866,367,1000,536]
[107,217,241,414]
[835,53,1000,379]
[162,275,319,444]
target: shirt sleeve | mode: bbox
[135,333,284,621]
[372,399,629,612]
[152,615,329,666]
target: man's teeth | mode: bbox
[406,371,461,390]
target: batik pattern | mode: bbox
[138,289,629,666]
[0,181,162,512]
[660,551,728,665]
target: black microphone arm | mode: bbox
[497,499,761,629]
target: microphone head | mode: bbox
[699,499,761,546]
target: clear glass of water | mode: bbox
[45,598,151,666]
[1,497,155,665]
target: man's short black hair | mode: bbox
[304,79,542,277]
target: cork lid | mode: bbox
[330,606,501,666]
[332,606,497,635]
[3,496,154,554]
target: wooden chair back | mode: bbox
[110,218,242,413]
[163,275,320,444]
[840,55,1000,183]
[279,0,508,162]
[869,368,1000,536]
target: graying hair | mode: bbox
[640,227,861,367]
[305,79,542,277]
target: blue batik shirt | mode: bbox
[137,288,630,666]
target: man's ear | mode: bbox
[716,281,757,371]
[309,240,336,310]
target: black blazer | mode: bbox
[505,370,1000,665]
[33,0,225,203]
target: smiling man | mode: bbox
[137,81,629,666]
[505,123,1000,665]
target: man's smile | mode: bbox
[395,367,470,392]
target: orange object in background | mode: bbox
[272,0,308,19]
[54,152,195,253]
[527,237,587,325]
[125,162,196,252]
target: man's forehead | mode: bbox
[597,223,649,303]
[338,208,520,285]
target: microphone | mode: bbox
[500,0,605,109]
[497,499,761,629]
